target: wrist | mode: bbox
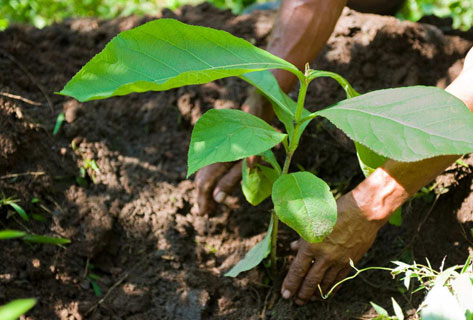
[350,168,410,223]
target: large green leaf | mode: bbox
[225,215,273,277]
[0,299,36,320]
[242,160,279,206]
[187,109,286,177]
[316,86,473,162]
[59,19,300,102]
[272,172,337,243]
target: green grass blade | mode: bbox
[53,112,65,135]
[0,230,26,239]
[8,202,29,221]
[0,299,36,320]
[23,234,71,245]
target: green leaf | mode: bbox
[242,160,278,206]
[241,70,310,143]
[59,19,301,102]
[23,234,71,245]
[259,149,281,174]
[225,215,273,277]
[53,112,65,135]
[0,230,26,240]
[355,142,387,177]
[272,172,337,243]
[187,109,286,177]
[241,71,295,118]
[8,202,28,221]
[316,86,473,162]
[389,208,402,227]
[391,298,404,320]
[0,299,36,320]
[370,301,389,316]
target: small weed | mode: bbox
[0,195,28,221]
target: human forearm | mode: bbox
[353,55,473,222]
[268,0,347,92]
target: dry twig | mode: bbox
[0,92,43,106]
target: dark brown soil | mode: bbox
[1,4,472,319]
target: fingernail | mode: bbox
[214,191,227,203]
[282,290,291,299]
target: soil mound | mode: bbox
[0,4,472,319]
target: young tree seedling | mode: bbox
[59,19,473,282]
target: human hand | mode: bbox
[193,89,274,215]
[280,191,386,305]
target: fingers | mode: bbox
[294,260,330,305]
[213,161,243,203]
[194,163,231,215]
[281,245,314,300]
[319,267,344,297]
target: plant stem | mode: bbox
[270,211,279,278]
[269,74,309,281]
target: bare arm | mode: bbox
[282,48,473,305]
[268,0,347,92]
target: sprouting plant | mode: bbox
[0,194,70,245]
[58,19,473,281]
[0,195,29,221]
[85,263,103,297]
[318,256,473,319]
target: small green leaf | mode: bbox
[8,202,28,221]
[391,298,404,320]
[0,299,36,320]
[88,278,103,297]
[242,160,278,206]
[272,172,337,243]
[0,230,26,240]
[370,301,389,316]
[53,113,65,135]
[389,208,402,227]
[259,149,281,174]
[59,19,301,102]
[187,109,286,177]
[23,235,71,245]
[317,86,473,162]
[355,142,387,177]
[225,215,273,277]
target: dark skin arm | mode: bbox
[281,48,473,305]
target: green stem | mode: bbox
[269,73,309,280]
[270,211,279,278]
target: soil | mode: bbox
[1,4,473,319]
